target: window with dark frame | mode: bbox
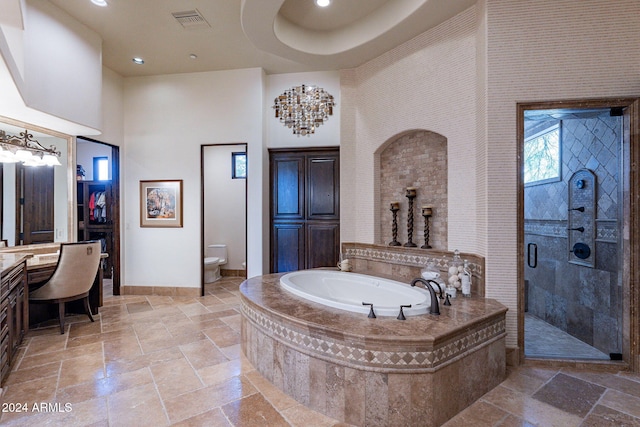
[93,156,109,181]
[232,152,247,179]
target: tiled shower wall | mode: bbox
[378,130,448,249]
[524,115,622,355]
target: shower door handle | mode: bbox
[527,243,537,268]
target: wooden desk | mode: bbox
[27,253,106,326]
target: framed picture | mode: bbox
[140,180,183,227]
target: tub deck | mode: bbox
[240,271,508,427]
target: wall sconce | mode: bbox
[273,84,335,136]
[0,129,61,166]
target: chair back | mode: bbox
[44,241,102,298]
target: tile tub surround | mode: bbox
[240,273,507,427]
[341,242,485,297]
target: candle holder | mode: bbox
[389,202,401,246]
[421,206,433,249]
[404,188,417,247]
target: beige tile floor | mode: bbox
[1,277,639,426]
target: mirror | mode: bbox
[0,116,74,246]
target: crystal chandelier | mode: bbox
[273,84,335,136]
[0,129,61,166]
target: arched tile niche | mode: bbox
[376,129,448,249]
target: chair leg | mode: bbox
[83,296,95,323]
[58,303,65,334]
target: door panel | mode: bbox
[308,156,339,219]
[306,222,340,268]
[19,165,54,245]
[273,157,304,219]
[272,222,305,273]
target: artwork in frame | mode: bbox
[140,180,183,228]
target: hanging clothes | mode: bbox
[90,191,108,223]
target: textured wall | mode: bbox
[341,0,640,349]
[378,130,448,249]
[340,6,478,250]
[484,0,640,348]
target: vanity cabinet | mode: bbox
[1,259,27,384]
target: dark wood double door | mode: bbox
[270,148,340,273]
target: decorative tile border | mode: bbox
[242,300,505,372]
[524,219,618,243]
[342,244,483,278]
[596,219,617,243]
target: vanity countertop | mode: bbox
[0,253,29,276]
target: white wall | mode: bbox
[203,145,246,270]
[123,68,263,288]
[0,0,102,133]
[266,71,341,148]
[341,7,478,251]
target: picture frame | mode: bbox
[140,180,183,228]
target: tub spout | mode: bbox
[411,278,440,315]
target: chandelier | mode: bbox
[273,84,335,136]
[0,129,61,166]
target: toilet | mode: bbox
[204,244,228,283]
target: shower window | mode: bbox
[524,123,561,185]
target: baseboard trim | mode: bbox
[221,269,247,278]
[120,285,200,297]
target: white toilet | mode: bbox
[204,244,228,283]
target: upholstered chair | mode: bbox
[29,241,101,334]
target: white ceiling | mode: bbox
[48,0,476,77]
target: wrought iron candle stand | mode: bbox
[404,187,417,247]
[389,202,401,246]
[421,206,433,249]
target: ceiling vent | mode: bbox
[171,9,211,29]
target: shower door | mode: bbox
[521,105,626,361]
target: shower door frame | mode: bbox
[517,97,640,372]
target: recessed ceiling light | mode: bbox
[91,0,108,7]
[315,0,330,7]
[189,53,198,60]
[132,57,144,65]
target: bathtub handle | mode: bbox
[527,243,537,269]
[362,302,376,319]
[397,305,411,321]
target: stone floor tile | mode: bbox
[180,338,229,370]
[107,382,169,427]
[57,352,106,389]
[482,385,583,427]
[3,278,639,427]
[600,388,640,419]
[197,358,244,386]
[281,403,342,427]
[56,367,153,404]
[442,400,510,426]
[532,373,605,417]
[581,404,640,427]
[221,393,290,427]
[163,376,257,423]
[150,357,204,400]
[170,408,232,427]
